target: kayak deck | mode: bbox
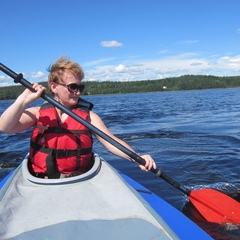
[0,154,179,240]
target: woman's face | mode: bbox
[50,71,81,108]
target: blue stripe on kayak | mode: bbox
[0,170,14,189]
[121,173,213,240]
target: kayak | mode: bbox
[0,153,212,240]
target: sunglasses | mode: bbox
[57,83,85,93]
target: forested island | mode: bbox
[0,74,240,100]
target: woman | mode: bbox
[0,57,156,178]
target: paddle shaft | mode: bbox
[0,63,191,196]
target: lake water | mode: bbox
[1,89,240,239]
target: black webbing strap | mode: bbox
[46,149,60,179]
[30,141,92,156]
[40,126,91,135]
[75,133,81,171]
[30,141,92,178]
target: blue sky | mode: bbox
[0,0,240,86]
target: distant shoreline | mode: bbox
[0,74,240,100]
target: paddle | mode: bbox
[1,63,240,225]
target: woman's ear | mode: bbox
[50,82,58,94]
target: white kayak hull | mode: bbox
[0,153,212,240]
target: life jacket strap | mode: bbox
[46,149,60,179]
[30,141,92,157]
[35,125,91,136]
[30,141,92,178]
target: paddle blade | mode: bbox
[189,188,240,225]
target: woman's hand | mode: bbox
[19,83,46,105]
[137,154,157,171]
[0,83,46,134]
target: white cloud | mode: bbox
[0,75,14,86]
[0,71,47,86]
[31,71,45,79]
[83,53,240,82]
[190,62,203,66]
[0,75,12,82]
[217,55,240,70]
[157,49,170,54]
[229,56,240,63]
[100,40,123,48]
[84,57,116,67]
[179,40,199,44]
[115,64,126,72]
[2,53,240,86]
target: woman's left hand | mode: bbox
[137,154,157,171]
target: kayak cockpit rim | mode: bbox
[22,153,102,185]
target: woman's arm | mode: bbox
[0,83,45,133]
[89,111,156,171]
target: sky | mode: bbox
[0,0,240,86]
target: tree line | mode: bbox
[0,74,240,100]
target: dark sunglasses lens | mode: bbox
[68,84,84,92]
[68,84,79,91]
[80,84,85,92]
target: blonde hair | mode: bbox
[47,56,85,94]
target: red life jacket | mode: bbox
[29,102,93,178]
